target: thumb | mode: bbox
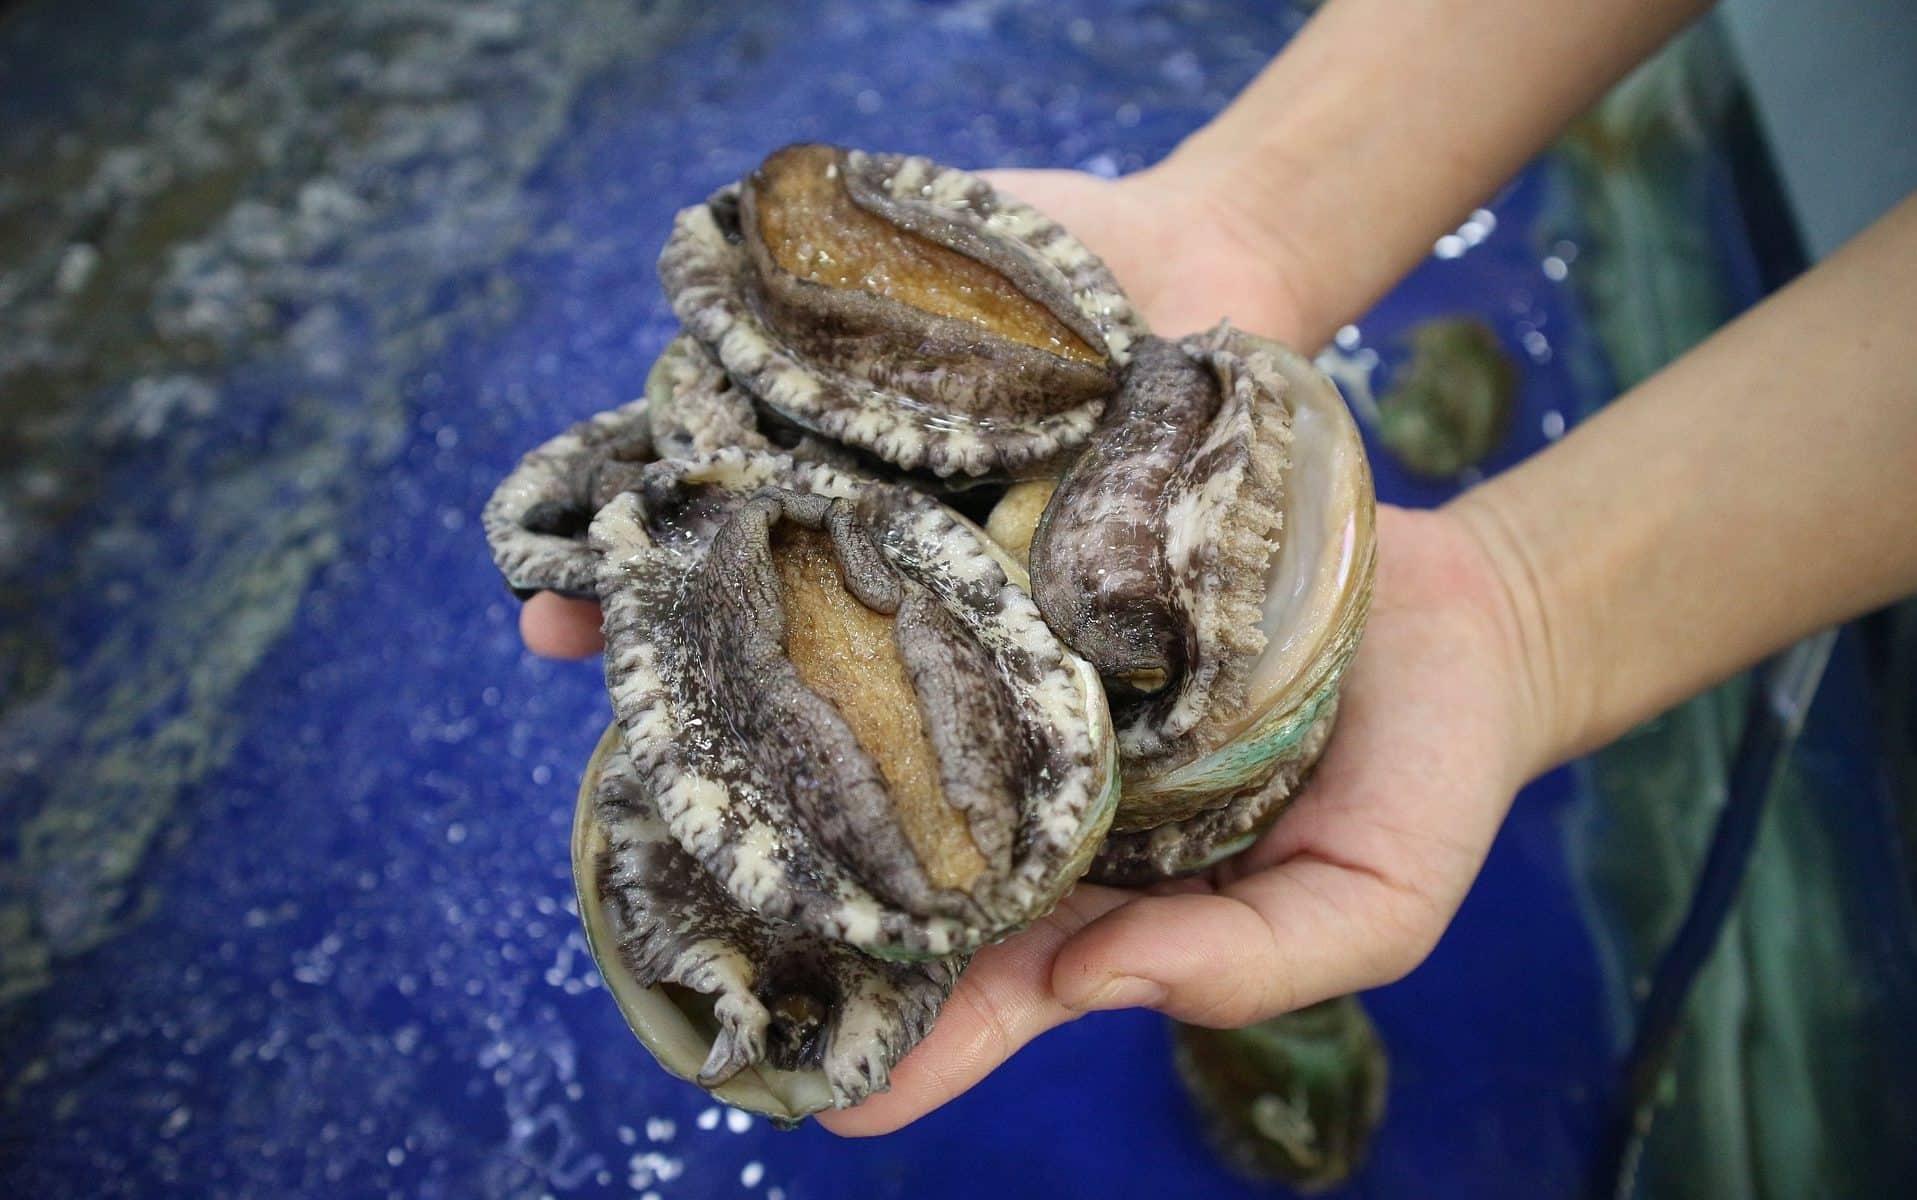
[520,591,604,658]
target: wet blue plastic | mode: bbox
[1,2,1900,1197]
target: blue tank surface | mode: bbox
[1,2,1907,1198]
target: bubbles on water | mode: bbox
[627,1149,684,1189]
[1434,209,1499,260]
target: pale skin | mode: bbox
[521,0,1917,1135]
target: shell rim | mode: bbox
[659,149,1149,479]
[1117,335,1378,815]
[572,723,839,1122]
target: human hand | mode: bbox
[973,165,1323,347]
[513,165,1550,1137]
[522,501,1545,1135]
[818,503,1546,1133]
[519,591,604,659]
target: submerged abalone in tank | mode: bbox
[1175,996,1389,1190]
[1374,317,1517,479]
[482,142,1377,1121]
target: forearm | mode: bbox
[1151,0,1713,347]
[1453,196,1917,775]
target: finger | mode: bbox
[817,884,1132,1137]
[519,592,604,658]
[1052,858,1440,1027]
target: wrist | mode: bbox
[1128,144,1329,349]
[1443,487,1588,782]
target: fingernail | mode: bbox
[1082,975,1168,1012]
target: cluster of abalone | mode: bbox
[483,144,1375,1122]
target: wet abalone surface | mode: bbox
[660,143,1147,479]
[489,137,1378,1118]
[591,450,1117,962]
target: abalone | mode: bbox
[644,332,770,461]
[1174,996,1389,1189]
[483,143,1378,1122]
[577,725,959,1120]
[593,448,1117,960]
[649,328,996,500]
[658,144,1148,479]
[1088,697,1336,887]
[482,394,656,598]
[1023,324,1374,870]
[1375,317,1516,479]
[484,334,766,597]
